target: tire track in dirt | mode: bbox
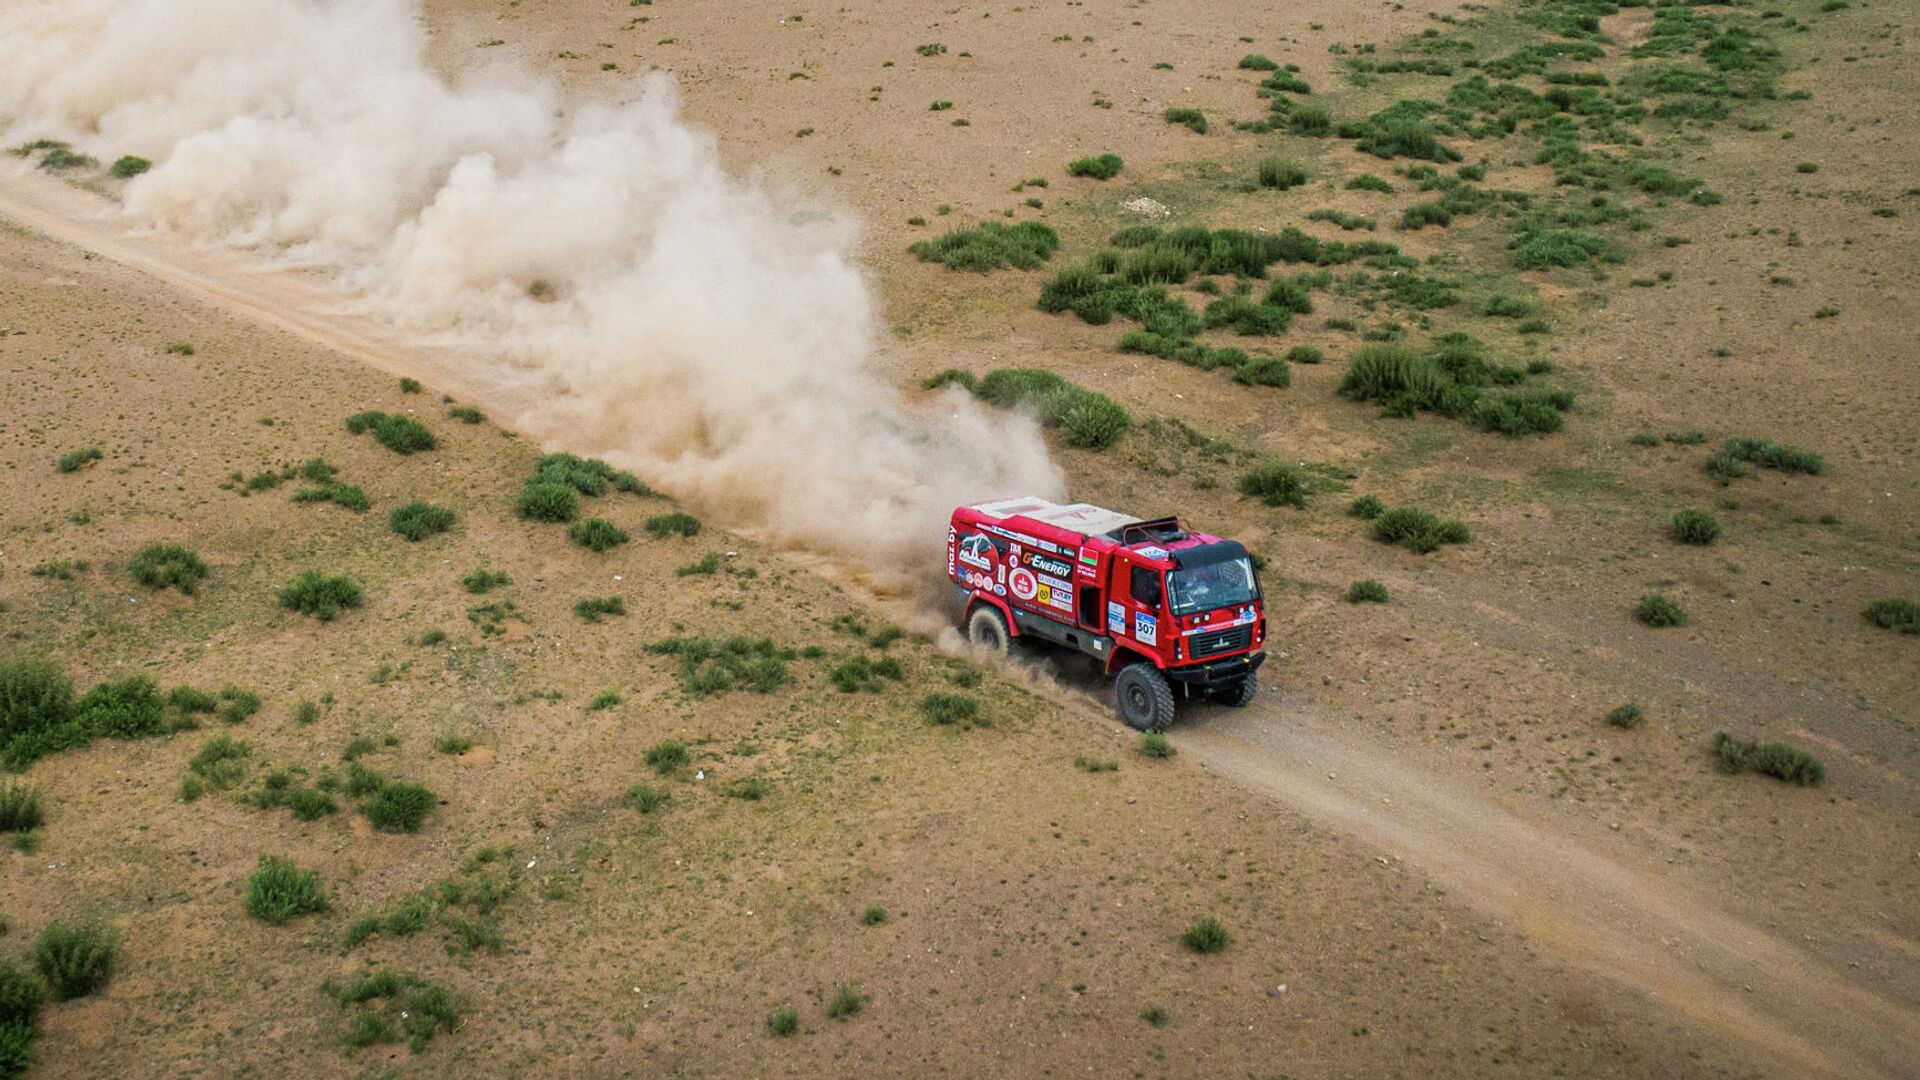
[7,165,1918,1080]
[1178,694,1920,1080]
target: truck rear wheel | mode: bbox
[1115,663,1176,732]
[1210,673,1258,708]
[966,605,1011,656]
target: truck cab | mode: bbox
[948,498,1266,731]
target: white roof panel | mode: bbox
[972,497,1140,539]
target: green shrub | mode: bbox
[723,776,769,801]
[1238,462,1306,508]
[0,1013,37,1079]
[1607,702,1643,729]
[0,782,44,833]
[1670,508,1720,545]
[1239,54,1279,71]
[1400,202,1452,229]
[645,740,690,774]
[360,781,435,833]
[1232,356,1291,387]
[293,481,370,512]
[73,677,164,739]
[461,568,510,594]
[1137,732,1174,758]
[246,855,329,924]
[1863,598,1919,634]
[768,1007,800,1036]
[1059,395,1131,450]
[1713,436,1823,476]
[187,735,250,793]
[830,656,904,694]
[1067,154,1124,180]
[1357,117,1458,162]
[624,785,668,813]
[1347,580,1388,604]
[398,377,422,394]
[389,501,455,541]
[1155,107,1203,134]
[1636,594,1687,628]
[1511,228,1620,270]
[448,405,484,424]
[1346,173,1394,193]
[972,368,1131,450]
[328,970,460,1053]
[56,447,102,473]
[1181,916,1230,953]
[1256,157,1308,189]
[587,690,622,711]
[909,221,1060,271]
[279,572,363,620]
[647,637,792,694]
[1289,103,1333,136]
[0,959,46,1026]
[1141,1005,1168,1027]
[127,543,209,594]
[1482,294,1532,318]
[644,512,702,538]
[109,155,151,178]
[0,659,72,743]
[1347,495,1385,520]
[921,693,979,727]
[1371,507,1470,553]
[861,904,888,926]
[516,481,580,522]
[826,985,868,1020]
[33,920,116,1000]
[574,596,626,622]
[569,518,630,552]
[1713,732,1823,785]
[343,411,436,454]
[922,369,978,392]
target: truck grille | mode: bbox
[1190,624,1253,658]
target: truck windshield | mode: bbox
[1166,558,1259,615]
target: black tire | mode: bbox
[966,604,1011,656]
[1210,673,1259,708]
[1115,663,1176,732]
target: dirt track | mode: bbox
[8,164,1914,1079]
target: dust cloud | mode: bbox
[0,0,1062,581]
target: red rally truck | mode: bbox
[948,497,1266,731]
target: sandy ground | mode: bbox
[3,0,1918,1077]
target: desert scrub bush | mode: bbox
[624,784,669,813]
[573,596,626,622]
[767,1006,800,1037]
[1863,599,1919,634]
[644,512,702,538]
[826,985,869,1021]
[293,479,370,512]
[0,782,44,833]
[127,543,208,594]
[1607,702,1643,729]
[1338,337,1570,436]
[569,518,630,551]
[461,568,510,593]
[1067,154,1124,180]
[644,740,690,774]
[1239,54,1279,71]
[516,481,580,523]
[922,369,978,392]
[1708,437,1824,479]
[279,572,363,620]
[109,154,150,177]
[829,656,903,694]
[1347,580,1388,604]
[1636,593,1687,628]
[185,735,250,796]
[56,447,101,473]
[971,368,1131,450]
[1371,507,1470,553]
[908,221,1059,271]
[1256,157,1308,189]
[1,658,74,743]
[921,692,980,727]
[647,637,793,695]
[328,969,460,1053]
[1306,208,1372,231]
[1482,294,1532,318]
[1400,202,1452,230]
[1141,1005,1169,1027]
[860,904,887,926]
[1163,107,1208,134]
[1345,173,1394,193]
[1288,103,1333,136]
[1181,916,1230,954]
[1355,114,1459,162]
[587,690,621,711]
[1670,508,1720,545]
[723,776,770,801]
[388,501,455,541]
[1347,495,1385,520]
[1510,228,1621,270]
[1238,461,1306,509]
[448,405,484,424]
[246,855,329,925]
[33,920,116,1000]
[676,553,723,577]
[1136,731,1174,759]
[362,781,437,833]
[343,411,436,454]
[1713,732,1824,786]
[1231,356,1290,387]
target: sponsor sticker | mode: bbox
[1008,567,1038,601]
[1135,545,1169,560]
[1107,602,1125,635]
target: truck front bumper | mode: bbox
[1165,650,1266,688]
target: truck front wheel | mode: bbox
[1115,663,1176,732]
[966,605,1012,656]
[1210,673,1258,708]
